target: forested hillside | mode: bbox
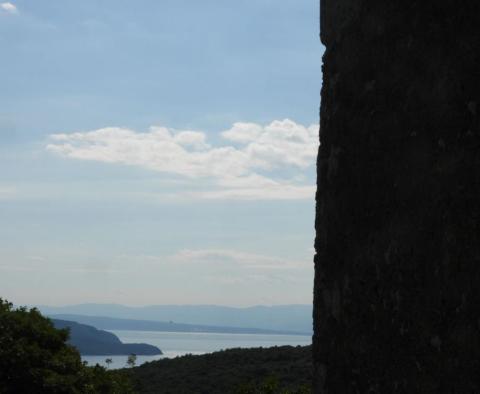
[130,345,312,394]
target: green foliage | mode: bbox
[234,376,311,394]
[132,345,312,394]
[0,298,135,394]
[105,358,113,369]
[127,354,137,368]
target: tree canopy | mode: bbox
[0,299,134,394]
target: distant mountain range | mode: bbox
[52,319,162,356]
[49,314,308,336]
[39,304,312,334]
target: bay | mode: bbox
[82,330,312,370]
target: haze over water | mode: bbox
[83,330,312,369]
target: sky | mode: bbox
[0,0,323,306]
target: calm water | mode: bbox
[82,330,312,369]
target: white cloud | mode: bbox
[172,248,309,270]
[192,174,315,200]
[173,130,210,150]
[27,256,47,262]
[0,186,17,199]
[202,274,280,286]
[115,249,312,271]
[221,122,263,143]
[47,119,319,200]
[0,2,17,13]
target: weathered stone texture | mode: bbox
[314,1,480,393]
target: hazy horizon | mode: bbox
[1,0,322,306]
[35,302,312,308]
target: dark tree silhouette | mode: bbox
[0,299,134,393]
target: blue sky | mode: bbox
[0,0,323,306]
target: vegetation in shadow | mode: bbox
[130,345,312,394]
[0,299,134,393]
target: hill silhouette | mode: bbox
[50,314,308,336]
[39,304,312,334]
[52,319,162,356]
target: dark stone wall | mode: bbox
[314,1,480,393]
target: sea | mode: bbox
[82,330,312,370]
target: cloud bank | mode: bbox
[47,119,318,200]
[0,2,17,13]
[172,248,309,270]
[0,185,17,199]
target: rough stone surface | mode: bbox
[314,1,480,393]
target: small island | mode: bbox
[52,319,162,356]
